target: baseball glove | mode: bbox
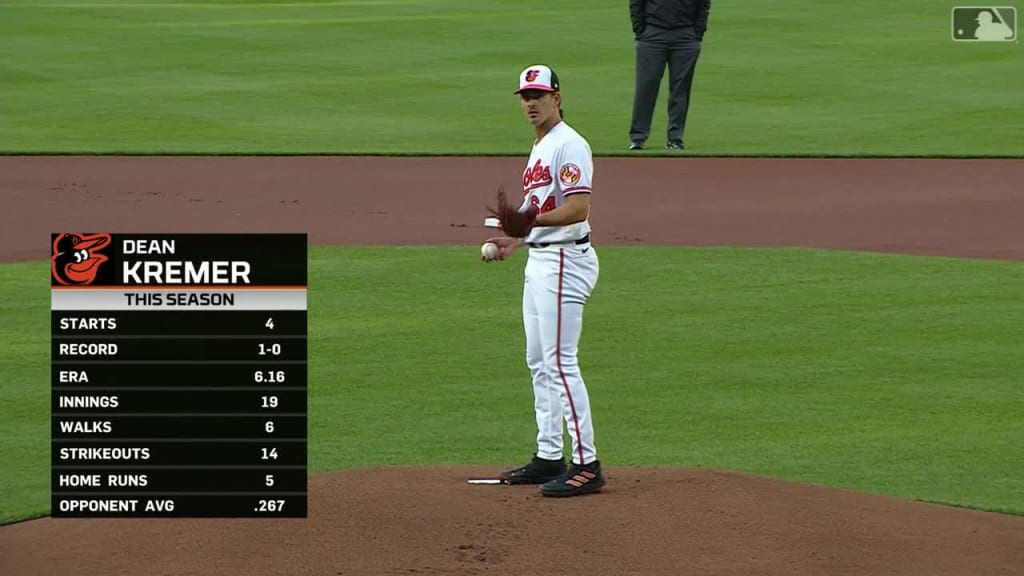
[486,186,538,238]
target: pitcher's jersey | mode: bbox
[520,121,593,245]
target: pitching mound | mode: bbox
[3,466,1023,575]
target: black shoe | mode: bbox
[539,460,605,497]
[629,141,644,150]
[666,141,685,150]
[498,455,567,485]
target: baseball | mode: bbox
[481,242,500,260]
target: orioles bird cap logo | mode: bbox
[525,69,540,82]
[52,232,112,285]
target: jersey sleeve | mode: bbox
[556,140,593,196]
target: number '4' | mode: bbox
[266,318,274,330]
[530,195,557,214]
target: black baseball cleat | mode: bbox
[629,141,645,150]
[666,141,685,150]
[539,460,605,497]
[498,455,567,485]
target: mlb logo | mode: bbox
[951,6,1017,41]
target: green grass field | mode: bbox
[3,247,1023,523]
[2,0,1022,526]
[1,0,1022,155]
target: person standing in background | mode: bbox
[628,0,711,151]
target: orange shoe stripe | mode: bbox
[566,479,584,487]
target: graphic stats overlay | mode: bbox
[51,234,307,518]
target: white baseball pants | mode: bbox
[522,242,600,465]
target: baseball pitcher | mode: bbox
[483,64,605,497]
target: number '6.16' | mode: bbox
[254,370,286,383]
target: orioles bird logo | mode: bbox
[525,69,540,82]
[51,233,112,285]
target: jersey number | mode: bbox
[529,195,557,214]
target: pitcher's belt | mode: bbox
[528,233,590,249]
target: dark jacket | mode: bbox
[630,0,711,39]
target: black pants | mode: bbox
[629,26,702,146]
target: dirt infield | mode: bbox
[4,468,1024,576]
[2,156,1023,262]
[2,156,1023,575]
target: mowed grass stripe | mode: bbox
[104,11,608,29]
[5,1,424,8]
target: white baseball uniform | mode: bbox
[519,120,600,466]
